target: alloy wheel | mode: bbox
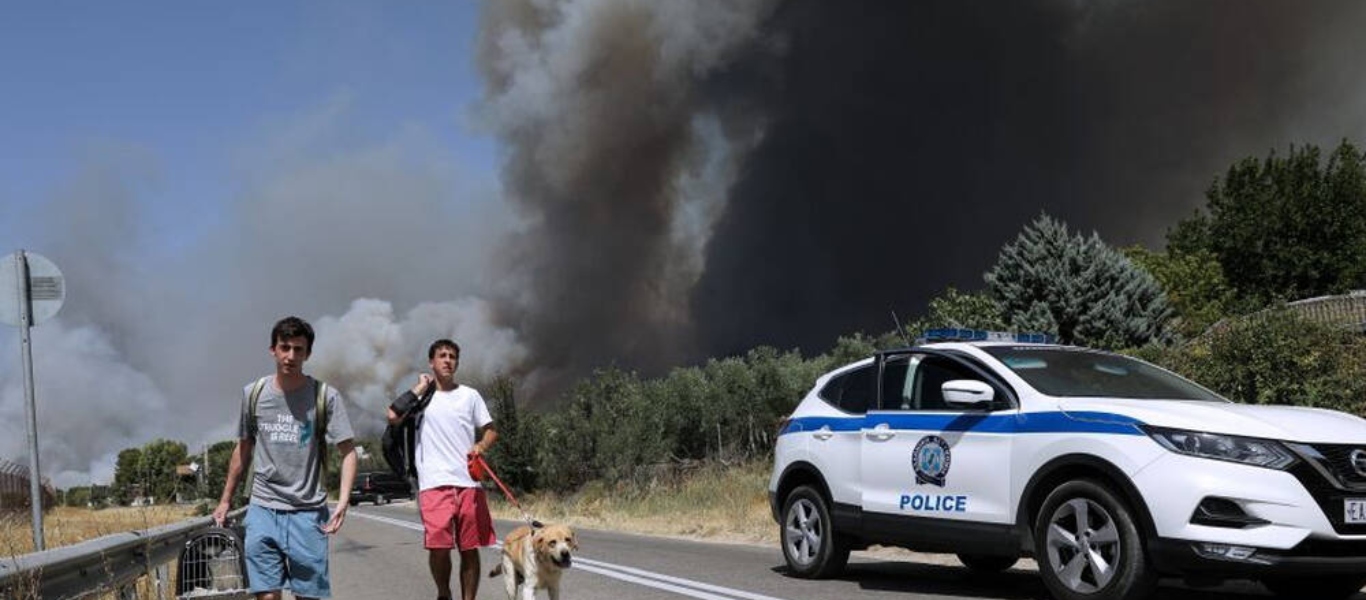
[784,497,823,567]
[1045,497,1121,593]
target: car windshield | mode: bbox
[982,346,1225,401]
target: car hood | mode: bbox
[1055,397,1366,443]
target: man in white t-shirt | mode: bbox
[388,339,498,600]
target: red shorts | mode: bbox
[419,486,496,550]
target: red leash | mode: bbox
[473,453,542,528]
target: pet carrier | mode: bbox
[175,526,250,599]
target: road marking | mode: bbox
[352,510,423,532]
[351,510,792,600]
[574,557,790,600]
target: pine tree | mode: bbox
[985,214,1172,348]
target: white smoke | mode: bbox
[0,320,170,487]
[309,297,529,437]
[0,97,517,488]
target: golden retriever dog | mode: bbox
[489,523,577,600]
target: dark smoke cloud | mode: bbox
[477,0,1366,374]
[693,0,1366,357]
[477,0,778,385]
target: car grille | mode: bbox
[1300,443,1366,490]
[1287,452,1366,536]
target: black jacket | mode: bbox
[381,386,435,480]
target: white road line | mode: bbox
[352,510,423,532]
[572,562,760,600]
[350,510,792,600]
[574,557,791,600]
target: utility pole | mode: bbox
[2,251,64,551]
[200,444,208,499]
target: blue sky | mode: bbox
[1,2,498,253]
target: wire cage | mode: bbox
[175,526,250,599]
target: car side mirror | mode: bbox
[942,379,995,408]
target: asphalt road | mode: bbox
[323,501,1336,600]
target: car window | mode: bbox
[911,355,983,410]
[879,355,916,409]
[840,366,875,413]
[877,354,1001,411]
[818,372,842,404]
[984,346,1225,401]
[819,365,875,414]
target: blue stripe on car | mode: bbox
[780,411,1144,436]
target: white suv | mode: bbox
[768,330,1366,600]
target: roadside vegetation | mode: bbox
[488,459,776,545]
[0,505,196,556]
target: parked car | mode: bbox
[349,471,412,505]
[769,329,1366,600]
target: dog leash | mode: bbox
[473,453,544,529]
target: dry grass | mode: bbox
[2,505,200,600]
[488,460,778,545]
[483,461,985,571]
[1,505,198,557]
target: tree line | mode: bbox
[65,139,1366,505]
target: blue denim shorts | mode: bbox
[244,504,331,597]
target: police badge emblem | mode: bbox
[913,435,952,487]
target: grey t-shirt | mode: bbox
[238,375,354,510]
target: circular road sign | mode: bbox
[0,251,65,327]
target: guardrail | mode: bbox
[0,507,245,600]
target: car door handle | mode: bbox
[813,426,834,441]
[865,424,895,441]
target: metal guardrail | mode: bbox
[0,507,245,600]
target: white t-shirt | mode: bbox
[415,384,493,491]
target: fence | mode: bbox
[1201,290,1366,339]
[0,458,53,513]
[1287,290,1366,332]
[0,508,246,599]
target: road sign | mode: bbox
[2,250,63,551]
[0,251,65,326]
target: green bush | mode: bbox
[1149,308,1366,414]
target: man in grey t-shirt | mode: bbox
[214,316,357,600]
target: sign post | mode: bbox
[1,250,65,552]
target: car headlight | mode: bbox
[1145,426,1297,470]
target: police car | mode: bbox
[768,329,1366,600]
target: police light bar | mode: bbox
[921,328,1055,344]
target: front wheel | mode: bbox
[780,485,851,579]
[1262,575,1366,599]
[1033,479,1156,600]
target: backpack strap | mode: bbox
[413,385,436,427]
[313,377,330,476]
[241,376,270,499]
[403,385,438,479]
[241,376,332,500]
